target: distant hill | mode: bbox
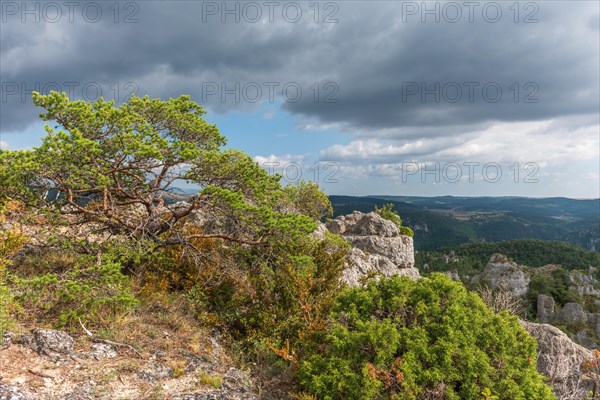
[329,195,600,251]
[415,239,600,277]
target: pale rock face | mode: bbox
[323,211,419,286]
[537,294,556,324]
[521,321,595,398]
[442,271,461,281]
[343,236,414,267]
[555,303,588,326]
[326,212,401,237]
[470,253,530,297]
[310,222,328,241]
[568,270,600,297]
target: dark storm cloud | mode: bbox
[1,1,598,135]
[284,2,600,131]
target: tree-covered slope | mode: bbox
[330,196,600,251]
[414,239,600,279]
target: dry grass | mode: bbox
[0,286,243,399]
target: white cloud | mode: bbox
[253,154,304,166]
[0,141,8,150]
[320,116,599,166]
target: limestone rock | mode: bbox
[310,222,328,241]
[137,363,174,381]
[89,343,117,360]
[1,332,15,350]
[344,235,414,267]
[569,270,600,297]
[521,321,594,398]
[26,329,74,360]
[555,303,588,327]
[342,247,419,286]
[471,254,530,297]
[442,271,461,281]
[326,212,400,237]
[537,294,556,324]
[323,211,418,286]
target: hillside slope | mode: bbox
[330,195,600,251]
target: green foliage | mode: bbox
[12,249,137,329]
[197,372,223,389]
[298,274,555,400]
[400,226,414,237]
[374,203,403,228]
[416,239,600,278]
[374,204,413,237]
[189,231,349,359]
[1,92,342,357]
[3,92,320,250]
[283,181,333,221]
[0,228,25,341]
[527,269,570,310]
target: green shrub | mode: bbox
[374,203,402,227]
[375,204,413,237]
[12,250,137,329]
[298,274,555,400]
[526,269,570,318]
[189,231,349,360]
[400,226,414,237]
[0,228,25,341]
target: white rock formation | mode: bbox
[323,211,419,286]
[471,253,530,297]
[521,321,595,399]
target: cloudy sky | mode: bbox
[1,1,599,197]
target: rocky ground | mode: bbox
[0,327,256,400]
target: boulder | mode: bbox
[555,303,588,327]
[89,343,117,360]
[344,235,414,267]
[537,294,556,324]
[471,254,530,297]
[342,247,419,286]
[326,212,401,237]
[442,271,461,281]
[324,211,418,286]
[1,332,15,350]
[569,270,600,297]
[23,329,74,360]
[521,321,595,398]
[137,363,174,381]
[310,222,328,241]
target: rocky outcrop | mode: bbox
[537,294,556,324]
[322,212,419,286]
[537,293,600,348]
[569,270,600,297]
[521,321,596,399]
[470,254,530,297]
[556,303,589,327]
[0,328,257,400]
[20,329,74,361]
[326,212,402,238]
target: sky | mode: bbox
[1,1,599,198]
